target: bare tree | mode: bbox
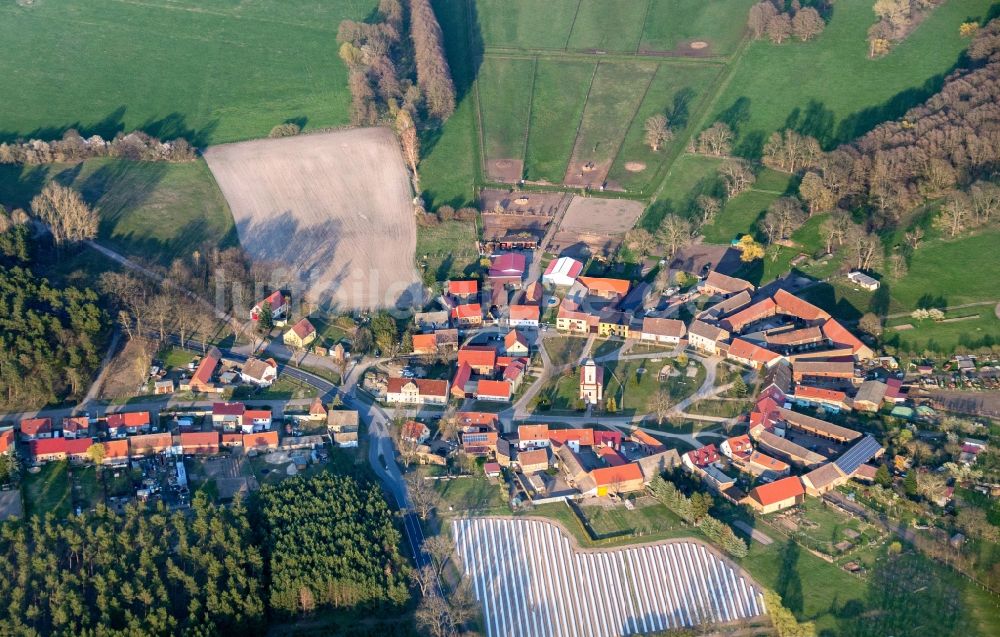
[696,122,733,156]
[415,592,450,637]
[759,197,806,243]
[845,226,884,271]
[819,210,852,254]
[696,195,721,226]
[656,215,692,258]
[644,114,672,151]
[720,159,756,198]
[396,109,420,186]
[969,181,1000,224]
[100,272,152,338]
[935,193,972,237]
[625,228,656,256]
[30,182,98,246]
[649,390,672,425]
[792,7,825,41]
[889,252,908,279]
[748,1,779,39]
[762,129,822,173]
[423,534,455,578]
[799,171,835,214]
[406,473,442,520]
[767,12,793,44]
[904,227,924,250]
[148,294,173,344]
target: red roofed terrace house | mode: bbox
[29,438,94,464]
[451,303,483,327]
[250,290,289,323]
[62,416,89,439]
[106,412,151,438]
[488,253,527,288]
[20,417,54,441]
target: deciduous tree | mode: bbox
[644,114,672,151]
[792,7,825,41]
[696,122,733,156]
[655,215,692,258]
[720,159,756,198]
[30,182,98,246]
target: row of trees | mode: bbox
[0,129,195,165]
[255,472,411,616]
[649,476,749,558]
[748,1,827,45]
[0,495,265,636]
[409,0,456,121]
[0,222,107,411]
[867,0,945,57]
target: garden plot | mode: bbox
[453,517,766,637]
[203,128,421,310]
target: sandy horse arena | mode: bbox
[204,128,422,310]
[548,196,645,257]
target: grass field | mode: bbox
[474,0,580,50]
[885,305,1000,353]
[700,168,794,243]
[639,153,724,229]
[639,0,757,56]
[711,0,995,156]
[415,219,481,283]
[0,0,373,145]
[23,461,71,519]
[477,56,534,164]
[0,158,236,266]
[543,336,589,367]
[565,0,648,53]
[523,60,596,183]
[606,63,724,191]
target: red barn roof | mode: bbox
[591,462,644,487]
[750,476,804,506]
[448,280,479,296]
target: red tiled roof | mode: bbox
[686,444,720,467]
[412,333,437,352]
[191,348,221,386]
[641,317,686,338]
[518,424,549,441]
[490,253,526,275]
[630,429,665,450]
[129,433,172,454]
[548,428,595,446]
[244,409,271,421]
[596,445,627,466]
[0,429,14,454]
[62,416,89,433]
[704,271,755,295]
[774,289,829,321]
[106,411,151,428]
[557,305,599,325]
[591,462,644,487]
[885,378,903,398]
[451,304,482,320]
[449,280,479,296]
[722,298,777,332]
[180,431,220,447]
[728,338,782,365]
[725,435,753,459]
[750,476,804,506]
[212,402,245,417]
[518,448,549,467]
[29,437,93,457]
[578,276,630,296]
[458,346,497,369]
[452,363,472,396]
[505,329,528,349]
[259,290,285,309]
[221,433,244,445]
[402,420,430,441]
[476,380,511,399]
[290,318,316,339]
[503,361,526,381]
[103,439,129,459]
[594,430,623,447]
[243,431,278,448]
[457,412,500,428]
[522,282,543,304]
[749,451,789,472]
[821,319,867,355]
[20,418,52,436]
[509,304,539,321]
[794,385,848,404]
[386,377,449,397]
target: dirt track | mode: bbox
[204,129,421,310]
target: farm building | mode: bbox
[687,320,729,354]
[853,380,888,412]
[700,271,755,297]
[639,317,686,344]
[745,476,805,513]
[542,256,583,287]
[847,271,880,291]
[187,347,222,393]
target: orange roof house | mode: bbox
[475,379,512,402]
[794,385,850,409]
[20,417,53,439]
[452,363,473,398]
[773,289,830,322]
[517,424,550,449]
[0,429,14,454]
[591,462,645,495]
[448,280,479,297]
[128,433,172,456]
[451,303,483,324]
[746,476,805,513]
[727,338,783,369]
[548,428,595,449]
[821,319,874,360]
[458,346,497,373]
[179,431,220,454]
[412,333,438,355]
[102,440,130,463]
[189,347,222,392]
[578,277,631,298]
[456,411,500,430]
[721,298,777,333]
[509,304,540,324]
[243,430,279,450]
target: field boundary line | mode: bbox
[482,47,730,66]
[560,61,602,185]
[649,33,753,206]
[635,0,653,55]
[605,62,661,188]
[467,0,489,185]
[564,0,584,51]
[519,56,540,166]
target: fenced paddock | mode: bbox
[452,517,766,637]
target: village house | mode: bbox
[721,298,778,333]
[309,397,327,420]
[434,328,459,352]
[128,433,172,457]
[556,305,598,334]
[630,429,666,455]
[451,303,483,327]
[721,435,753,462]
[777,407,861,443]
[847,271,880,291]
[542,256,583,287]
[154,379,175,395]
[327,409,360,448]
[241,357,278,387]
[448,279,479,301]
[792,359,856,383]
[578,276,631,301]
[517,447,550,474]
[102,439,130,466]
[746,451,791,479]
[801,462,847,496]
[242,409,272,433]
[0,429,14,455]
[106,412,151,438]
[385,378,449,406]
[20,417,54,441]
[579,359,604,406]
[451,363,473,399]
[401,421,431,445]
[589,463,645,497]
[29,437,93,464]
[503,360,527,391]
[793,385,851,411]
[475,379,512,402]
[687,320,730,354]
[700,271,755,297]
[821,319,875,361]
[187,347,223,393]
[250,290,289,322]
[521,281,543,306]
[726,338,783,370]
[745,476,805,514]
[412,333,438,356]
[682,445,721,472]
[212,402,245,431]
[462,429,499,456]
[598,311,630,338]
[698,290,752,321]
[458,346,497,374]
[639,317,686,344]
[504,329,530,356]
[179,431,220,455]
[283,318,317,349]
[517,424,551,450]
[508,304,539,327]
[61,416,89,439]
[243,431,279,451]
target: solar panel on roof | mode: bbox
[834,435,882,475]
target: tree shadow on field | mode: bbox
[138,112,218,148]
[669,87,696,129]
[0,105,128,145]
[776,540,804,615]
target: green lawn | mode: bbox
[578,499,691,539]
[890,229,1000,310]
[886,305,1000,353]
[639,0,757,57]
[567,61,657,178]
[604,358,704,414]
[0,0,372,145]
[422,0,479,208]
[232,376,317,401]
[72,465,103,512]
[522,60,596,183]
[711,0,995,156]
[23,461,72,518]
[685,398,749,418]
[0,158,236,266]
[700,169,794,243]
[606,63,724,192]
[415,219,481,284]
[638,153,723,230]
[542,336,589,367]
[478,56,534,164]
[565,0,648,53]
[474,0,579,50]
[433,474,507,514]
